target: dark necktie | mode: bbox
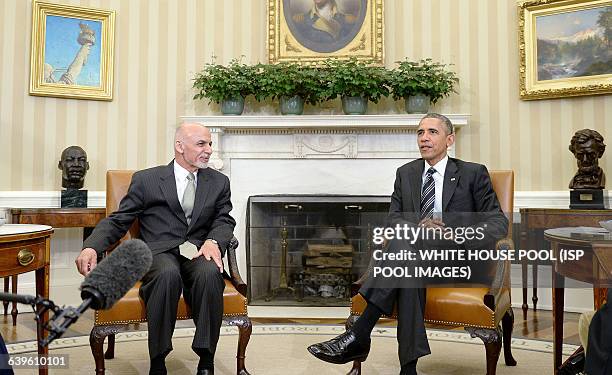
[421,167,436,219]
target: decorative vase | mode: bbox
[279,95,305,115]
[341,95,368,115]
[221,96,245,115]
[405,94,430,114]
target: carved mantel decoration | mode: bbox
[180,114,470,171]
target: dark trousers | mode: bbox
[0,333,14,375]
[139,251,225,359]
[360,286,431,366]
[359,237,431,365]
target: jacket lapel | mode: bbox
[188,167,211,231]
[160,162,188,225]
[410,160,425,213]
[442,158,460,211]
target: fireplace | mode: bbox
[247,195,390,306]
[180,114,469,307]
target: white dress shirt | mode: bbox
[174,161,198,204]
[421,155,448,218]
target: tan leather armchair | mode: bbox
[89,170,251,375]
[348,170,516,375]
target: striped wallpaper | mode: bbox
[0,0,610,191]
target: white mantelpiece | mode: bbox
[178,114,469,281]
[180,114,469,170]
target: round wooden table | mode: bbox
[0,224,53,375]
[544,226,612,374]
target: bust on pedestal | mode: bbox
[569,129,607,209]
[58,146,89,208]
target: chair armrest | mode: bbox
[484,237,514,309]
[226,236,247,297]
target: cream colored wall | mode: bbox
[0,0,610,191]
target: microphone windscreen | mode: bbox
[80,239,153,309]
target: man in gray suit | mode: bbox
[308,113,508,374]
[75,123,235,375]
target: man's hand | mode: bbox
[75,248,98,276]
[418,217,445,229]
[195,240,223,273]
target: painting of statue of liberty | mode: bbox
[536,5,612,81]
[30,1,115,100]
[44,15,102,87]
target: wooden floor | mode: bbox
[0,306,581,346]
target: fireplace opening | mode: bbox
[247,195,390,306]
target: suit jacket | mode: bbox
[83,162,236,257]
[388,157,508,249]
[585,289,612,375]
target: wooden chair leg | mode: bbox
[347,360,362,375]
[90,325,125,375]
[501,309,517,366]
[104,334,115,359]
[466,326,502,375]
[225,315,252,375]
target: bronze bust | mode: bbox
[58,146,89,190]
[569,129,606,190]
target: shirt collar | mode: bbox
[424,155,448,178]
[173,160,198,181]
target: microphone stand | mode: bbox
[39,299,92,347]
[4,294,91,347]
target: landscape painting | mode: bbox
[535,6,611,81]
[518,0,612,100]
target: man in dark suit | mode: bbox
[308,113,508,375]
[585,288,612,374]
[75,123,235,375]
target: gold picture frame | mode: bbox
[267,0,384,64]
[30,1,116,101]
[518,0,612,100]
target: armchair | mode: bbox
[89,170,251,375]
[348,170,516,375]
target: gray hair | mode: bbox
[419,113,453,135]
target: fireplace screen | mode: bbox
[247,195,389,306]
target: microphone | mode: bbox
[41,239,152,346]
[80,238,153,309]
[0,292,38,305]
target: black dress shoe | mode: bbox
[307,330,371,364]
[196,369,213,375]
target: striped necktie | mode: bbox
[420,167,436,219]
[182,172,195,224]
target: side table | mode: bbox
[3,208,105,325]
[0,224,53,375]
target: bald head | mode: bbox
[174,123,212,172]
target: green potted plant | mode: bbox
[322,58,390,115]
[193,59,256,115]
[389,58,458,113]
[254,62,324,115]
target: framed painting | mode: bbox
[267,0,384,64]
[518,0,612,100]
[29,1,116,101]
